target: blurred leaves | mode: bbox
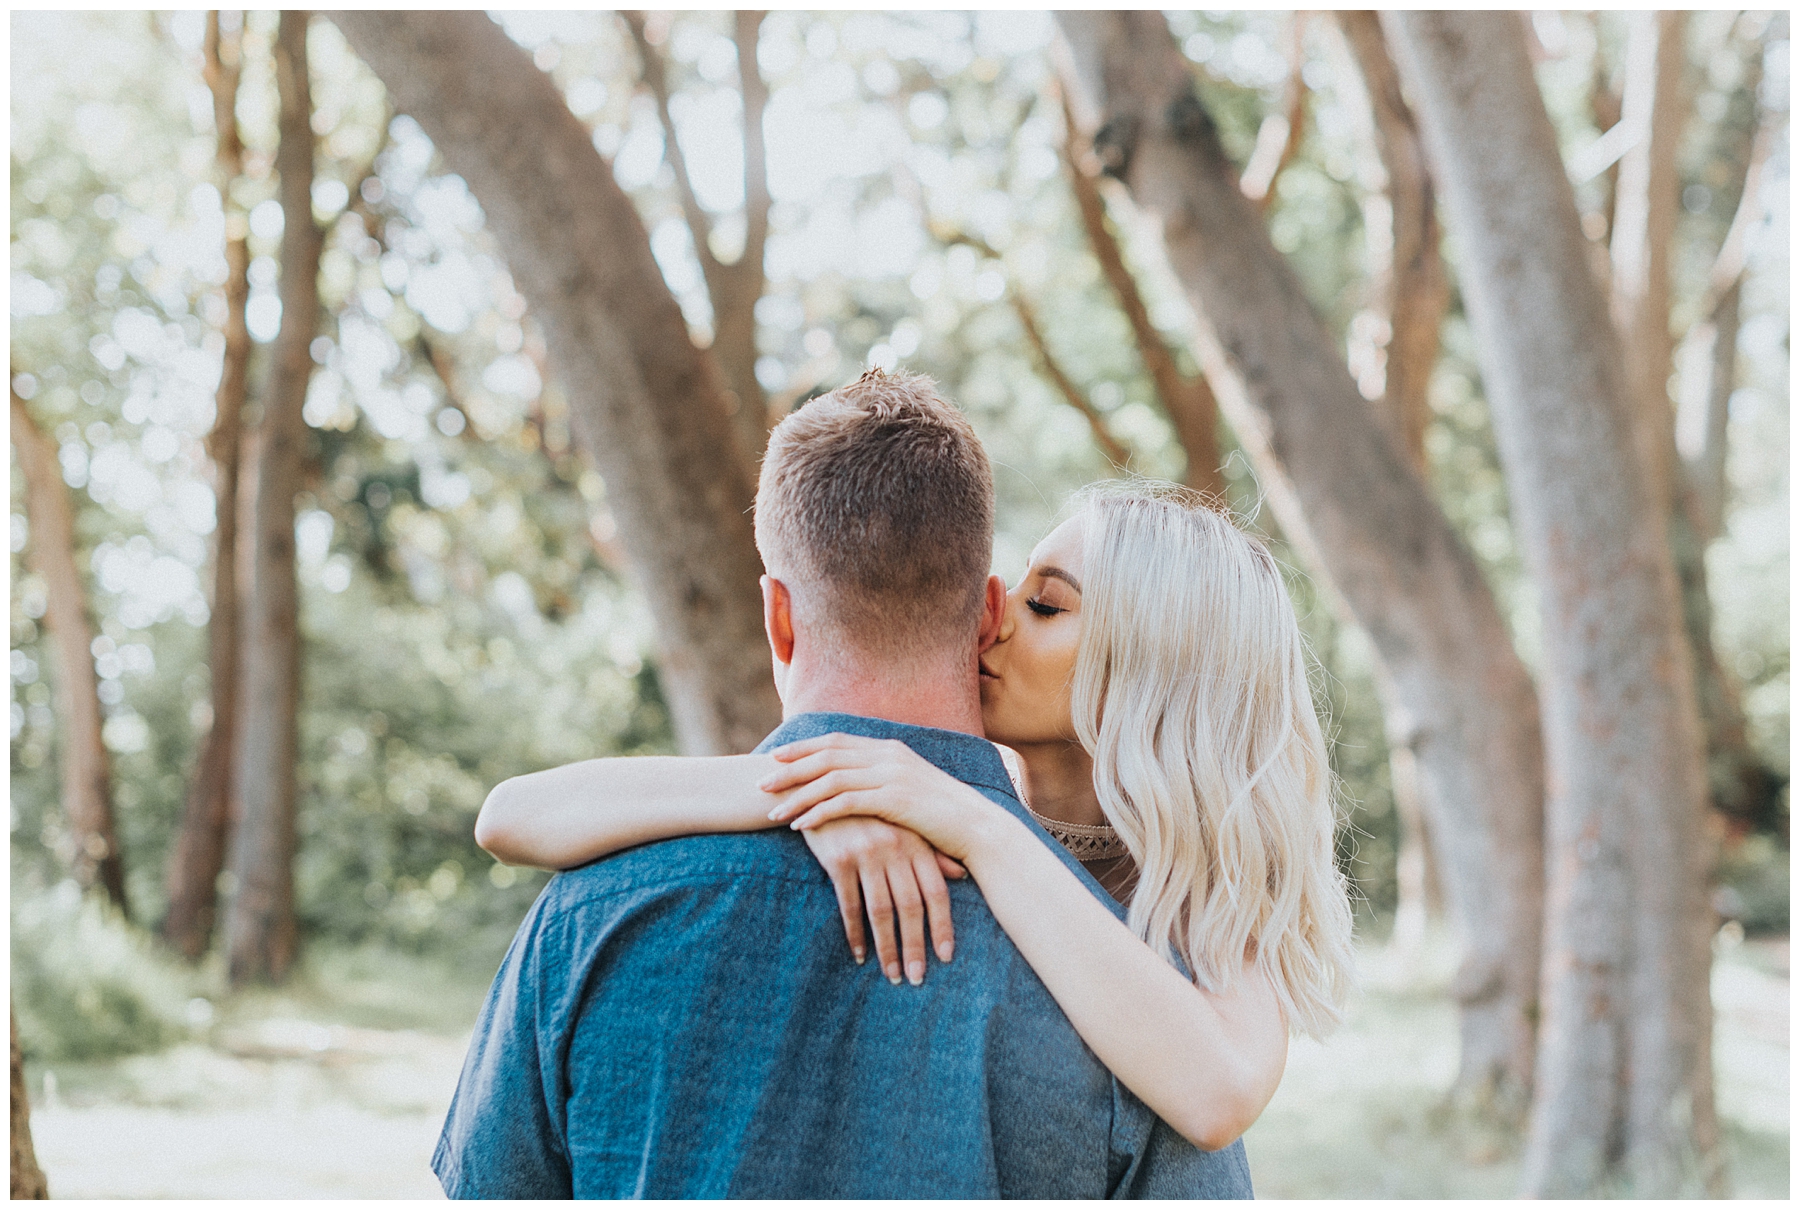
[9,9,1788,964]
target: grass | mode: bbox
[1244,928,1790,1199]
[18,912,1790,1198]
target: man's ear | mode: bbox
[977,574,1006,653]
[762,574,796,667]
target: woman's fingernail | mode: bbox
[937,942,954,963]
[906,961,924,986]
[853,947,866,964]
[885,963,902,985]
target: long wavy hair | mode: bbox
[1069,481,1356,1039]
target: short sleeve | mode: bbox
[432,897,573,1199]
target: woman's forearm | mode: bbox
[962,813,1288,1151]
[475,754,783,869]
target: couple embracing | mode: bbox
[433,369,1355,1198]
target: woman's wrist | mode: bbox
[703,754,786,832]
[960,804,1036,880]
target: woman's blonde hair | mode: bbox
[1070,481,1356,1039]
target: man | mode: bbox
[433,369,1253,1197]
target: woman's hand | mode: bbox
[763,733,1004,863]
[800,818,966,987]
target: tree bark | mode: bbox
[10,390,129,915]
[1335,13,1455,952]
[10,1009,47,1200]
[1387,12,1719,1196]
[1609,12,1687,514]
[223,10,319,986]
[1055,83,1223,497]
[622,10,772,466]
[330,10,781,756]
[165,9,252,963]
[1056,11,1545,1103]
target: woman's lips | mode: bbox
[978,659,998,682]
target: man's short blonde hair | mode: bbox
[754,368,993,664]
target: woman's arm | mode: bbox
[474,754,965,984]
[474,754,781,869]
[765,734,1289,1152]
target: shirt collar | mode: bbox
[756,711,1018,802]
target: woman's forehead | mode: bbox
[1027,513,1086,575]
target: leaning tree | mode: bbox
[1053,10,1547,1104]
[1387,11,1719,1196]
[330,11,781,758]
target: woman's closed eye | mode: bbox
[1026,598,1065,617]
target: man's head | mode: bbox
[755,369,995,686]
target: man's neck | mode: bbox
[780,661,985,736]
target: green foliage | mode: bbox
[8,9,1790,969]
[12,882,197,1062]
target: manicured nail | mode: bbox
[936,942,954,963]
[885,963,902,985]
[906,961,924,986]
[852,947,866,964]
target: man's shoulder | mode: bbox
[545,830,822,908]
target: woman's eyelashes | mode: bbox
[1026,597,1066,618]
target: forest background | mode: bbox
[8,7,1789,1200]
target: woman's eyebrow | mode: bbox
[1038,567,1082,593]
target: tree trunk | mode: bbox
[331,10,781,756]
[1677,278,1742,548]
[223,10,320,986]
[10,1009,47,1200]
[1055,83,1223,497]
[1609,12,1686,513]
[10,391,129,915]
[1387,12,1720,1196]
[1335,12,1454,952]
[1056,11,1545,1103]
[1335,10,1446,469]
[1677,89,1773,546]
[165,9,252,963]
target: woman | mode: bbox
[477,481,1356,1151]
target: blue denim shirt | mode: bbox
[433,712,1253,1199]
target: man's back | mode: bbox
[434,714,1252,1198]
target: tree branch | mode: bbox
[1337,10,1447,471]
[733,10,770,292]
[1054,79,1222,494]
[165,6,255,960]
[621,11,723,297]
[11,386,129,914]
[938,229,1133,470]
[1239,13,1309,209]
